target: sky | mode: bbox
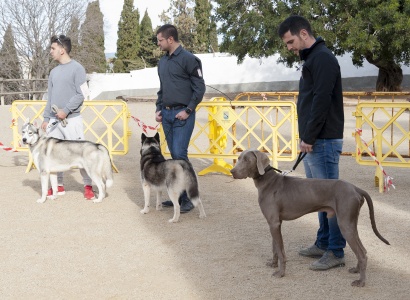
[99,0,171,53]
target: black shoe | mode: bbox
[180,199,194,213]
[162,198,183,207]
[162,200,174,207]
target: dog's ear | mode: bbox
[154,132,160,143]
[254,151,268,175]
[24,117,30,125]
[141,133,146,143]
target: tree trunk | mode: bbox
[375,64,403,91]
[365,53,403,91]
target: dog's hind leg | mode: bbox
[92,179,105,203]
[167,189,180,223]
[155,190,163,211]
[339,218,368,287]
[140,181,151,214]
[186,185,206,218]
[190,197,206,219]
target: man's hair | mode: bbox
[278,15,313,38]
[156,24,179,42]
[50,35,72,54]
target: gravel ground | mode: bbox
[0,102,409,300]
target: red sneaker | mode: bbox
[84,185,95,200]
[47,185,65,196]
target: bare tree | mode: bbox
[0,0,86,85]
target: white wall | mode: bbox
[88,52,410,100]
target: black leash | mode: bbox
[281,152,307,176]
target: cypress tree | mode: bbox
[194,0,211,53]
[0,24,22,104]
[209,15,219,53]
[138,9,158,68]
[67,17,81,60]
[78,0,106,73]
[116,0,142,72]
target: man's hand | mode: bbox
[55,109,67,120]
[175,110,189,120]
[300,140,313,152]
[41,121,48,131]
[155,111,162,122]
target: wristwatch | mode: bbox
[185,107,192,114]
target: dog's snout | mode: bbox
[230,168,239,179]
[22,138,27,143]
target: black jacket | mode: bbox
[298,38,344,145]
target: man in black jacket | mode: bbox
[278,15,346,270]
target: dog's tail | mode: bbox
[104,163,114,189]
[99,145,114,188]
[361,188,390,245]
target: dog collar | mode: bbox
[266,165,282,174]
[253,165,281,179]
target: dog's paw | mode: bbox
[92,199,103,203]
[272,270,285,278]
[351,279,365,287]
[199,213,206,219]
[168,218,179,223]
[266,259,278,268]
[140,208,149,214]
[156,205,163,211]
[46,195,57,200]
[37,198,46,203]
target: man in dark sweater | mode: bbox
[278,15,346,270]
[154,24,205,213]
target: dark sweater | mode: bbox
[156,45,205,112]
[298,38,344,145]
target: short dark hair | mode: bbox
[50,35,72,54]
[278,15,313,38]
[156,24,179,42]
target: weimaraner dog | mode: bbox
[230,149,390,287]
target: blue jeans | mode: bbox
[161,107,195,161]
[303,139,346,258]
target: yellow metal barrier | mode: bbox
[233,91,299,102]
[159,100,298,175]
[199,97,232,175]
[353,102,410,192]
[233,91,410,106]
[10,100,130,173]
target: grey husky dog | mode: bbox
[140,132,206,223]
[21,118,113,203]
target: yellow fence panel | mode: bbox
[10,100,130,173]
[233,91,410,105]
[159,100,298,175]
[353,102,410,192]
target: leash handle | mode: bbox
[51,105,68,127]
